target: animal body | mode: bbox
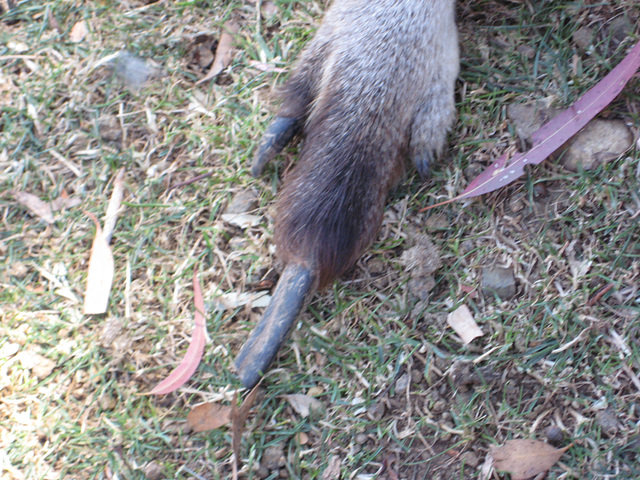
[235,0,460,388]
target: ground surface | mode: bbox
[1,1,639,479]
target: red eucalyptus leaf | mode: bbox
[423,39,640,210]
[150,271,207,395]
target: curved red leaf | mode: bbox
[150,271,207,395]
[421,39,640,211]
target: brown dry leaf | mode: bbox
[187,402,232,433]
[493,439,571,480]
[285,394,324,418]
[14,191,54,224]
[69,21,88,43]
[247,60,287,73]
[83,213,115,315]
[17,350,56,379]
[446,305,483,344]
[197,21,239,84]
[321,455,342,480]
[231,384,261,480]
[103,168,125,243]
[49,190,81,211]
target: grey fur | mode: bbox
[237,0,459,386]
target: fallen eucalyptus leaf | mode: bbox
[150,271,207,394]
[493,439,571,480]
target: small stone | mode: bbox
[307,386,324,397]
[431,400,446,413]
[225,190,258,215]
[261,445,285,470]
[394,373,410,394]
[481,266,516,300]
[595,409,621,437]
[573,26,594,50]
[355,433,368,445]
[608,17,634,44]
[461,451,480,468]
[506,102,559,146]
[100,318,124,347]
[98,115,122,143]
[463,163,484,182]
[296,432,309,445]
[367,402,385,422]
[508,195,525,213]
[256,466,270,479]
[561,119,633,172]
[99,392,116,411]
[143,461,164,480]
[17,351,56,379]
[9,261,28,279]
[546,425,564,446]
[113,51,162,91]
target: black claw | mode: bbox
[251,116,303,177]
[235,264,315,388]
[413,149,434,180]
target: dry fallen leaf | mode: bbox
[213,290,271,310]
[493,439,571,480]
[69,20,88,43]
[447,305,483,344]
[83,169,124,315]
[83,213,115,315]
[103,168,125,243]
[14,191,54,224]
[247,60,288,73]
[197,21,239,84]
[150,271,208,394]
[221,213,262,229]
[285,394,324,418]
[50,190,81,211]
[17,350,56,379]
[187,402,232,432]
[231,384,261,480]
[422,39,640,210]
[321,455,342,480]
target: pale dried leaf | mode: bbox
[197,21,239,84]
[84,216,115,315]
[214,290,271,310]
[285,394,324,418]
[69,21,88,43]
[187,403,232,432]
[493,439,570,480]
[478,453,494,480]
[322,455,342,480]
[248,60,287,73]
[221,213,261,229]
[15,191,54,224]
[50,191,81,211]
[446,305,483,344]
[17,350,56,379]
[103,168,125,243]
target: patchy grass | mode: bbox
[1,0,639,479]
